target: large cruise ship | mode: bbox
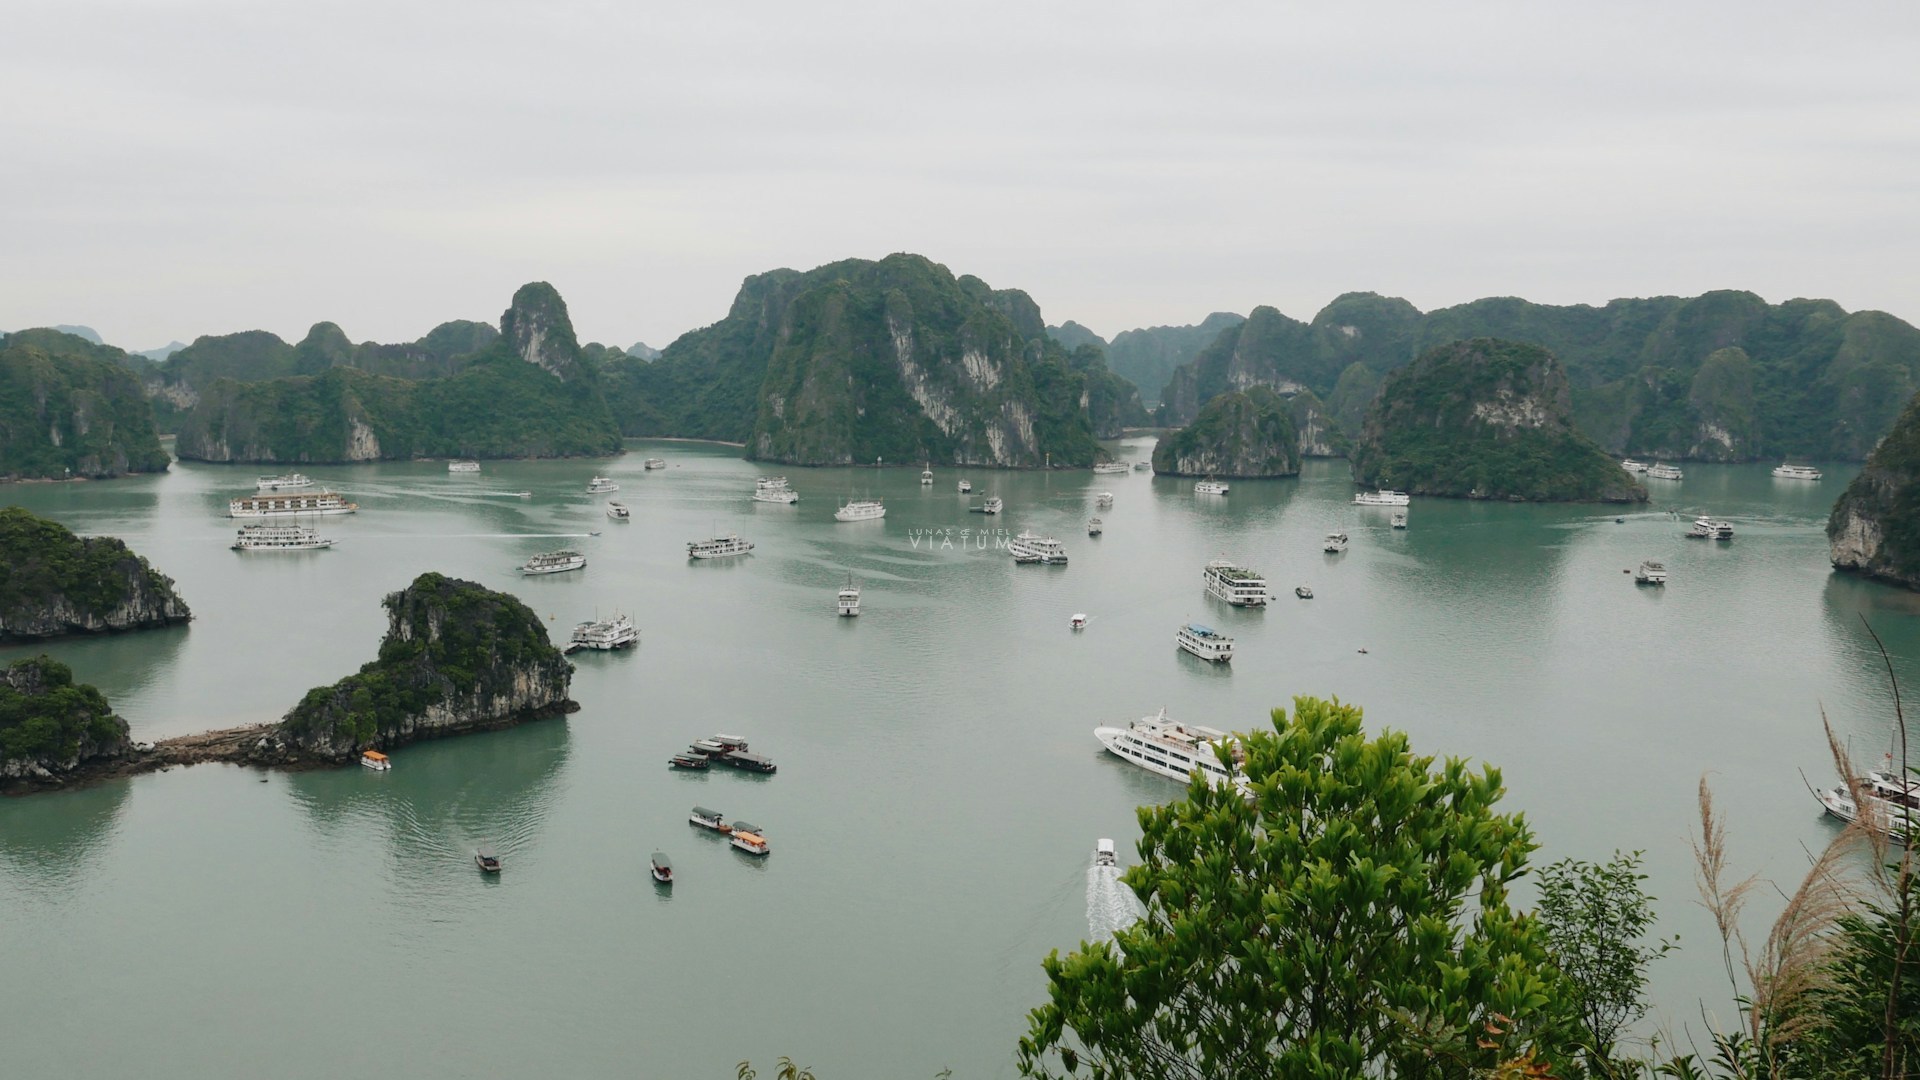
[1645,463,1683,480]
[256,473,314,491]
[1009,530,1069,565]
[1093,462,1129,474]
[1203,559,1268,606]
[753,477,799,504]
[521,550,586,575]
[1353,489,1410,506]
[229,491,358,518]
[587,476,619,493]
[567,614,637,652]
[447,460,481,473]
[834,498,885,522]
[688,533,754,560]
[1773,463,1823,481]
[1175,622,1234,662]
[1093,710,1247,790]
[1194,479,1229,496]
[231,524,334,551]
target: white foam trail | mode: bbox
[1086,863,1144,943]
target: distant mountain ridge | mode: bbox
[1158,290,1920,462]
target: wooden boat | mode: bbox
[730,830,770,857]
[669,752,709,770]
[474,844,502,873]
[1295,586,1313,599]
[718,751,777,774]
[688,807,731,833]
[650,851,673,884]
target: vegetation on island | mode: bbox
[1151,385,1300,477]
[173,283,621,463]
[0,656,130,773]
[278,573,572,758]
[0,329,170,480]
[1101,312,1247,406]
[1351,338,1646,502]
[1156,289,1920,462]
[601,253,1142,467]
[0,506,190,641]
[1830,388,1920,589]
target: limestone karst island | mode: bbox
[4,6,1918,1079]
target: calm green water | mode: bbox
[3,442,1916,1078]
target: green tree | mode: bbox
[1536,851,1676,1068]
[1017,697,1573,1080]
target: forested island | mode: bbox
[0,329,169,480]
[1150,386,1300,478]
[1829,389,1920,589]
[0,656,133,788]
[0,506,191,642]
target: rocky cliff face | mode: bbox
[1352,339,1646,503]
[1152,386,1301,478]
[1103,312,1245,407]
[0,657,133,784]
[0,330,170,480]
[500,282,588,381]
[0,507,191,642]
[273,573,574,761]
[1289,389,1345,457]
[1829,390,1920,589]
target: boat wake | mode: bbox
[1086,863,1143,944]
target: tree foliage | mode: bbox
[1536,851,1676,1065]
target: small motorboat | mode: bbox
[360,750,391,771]
[1070,613,1089,630]
[669,752,709,770]
[474,844,502,874]
[650,851,673,884]
[1087,517,1103,536]
[958,479,972,493]
[689,807,731,833]
[1295,586,1313,599]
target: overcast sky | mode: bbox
[3,1,1917,351]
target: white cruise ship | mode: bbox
[837,575,861,617]
[229,491,357,518]
[1095,491,1114,508]
[1646,463,1683,480]
[1203,559,1268,606]
[1323,531,1349,553]
[957,479,972,494]
[522,550,586,575]
[587,476,619,493]
[753,477,799,504]
[1686,516,1734,541]
[1353,489,1411,506]
[1390,510,1408,529]
[835,498,885,522]
[1175,622,1234,662]
[1087,517,1103,536]
[977,496,1003,514]
[1620,459,1650,473]
[688,533,753,560]
[447,460,480,473]
[256,473,314,491]
[1093,462,1129,474]
[1773,463,1823,481]
[568,614,637,652]
[1094,710,1246,790]
[606,500,631,520]
[642,458,666,469]
[231,524,333,551]
[1010,530,1069,565]
[1194,479,1229,496]
[1635,560,1667,585]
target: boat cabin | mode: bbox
[689,739,728,756]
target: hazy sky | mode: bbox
[3,1,1917,351]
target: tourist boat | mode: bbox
[921,468,934,485]
[688,533,753,559]
[1134,461,1151,471]
[688,738,728,758]
[718,751,777,774]
[1094,838,1116,867]
[1175,622,1234,663]
[1095,491,1114,508]
[1685,516,1734,541]
[360,750,391,771]
[1390,510,1408,529]
[1070,613,1089,631]
[256,473,314,491]
[669,751,709,770]
[835,498,885,522]
[1353,489,1411,506]
[643,458,667,469]
[710,734,750,752]
[689,807,731,832]
[1773,463,1823,481]
[474,844,501,873]
[1646,463,1684,481]
[1203,559,1269,607]
[567,614,637,652]
[1194,479,1229,496]
[1635,560,1668,586]
[448,460,480,473]
[730,830,771,857]
[1620,459,1650,473]
[606,500,631,520]
[1294,585,1313,599]
[650,851,673,884]
[229,491,357,518]
[837,575,861,617]
[521,550,586,575]
[1094,462,1129,474]
[753,476,799,504]
[587,476,619,493]
[1093,708,1247,789]
[231,524,333,551]
[971,496,1004,515]
[1817,780,1915,843]
[957,479,972,493]
[1324,531,1349,553]
[1087,517,1103,536]
[1009,530,1069,565]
